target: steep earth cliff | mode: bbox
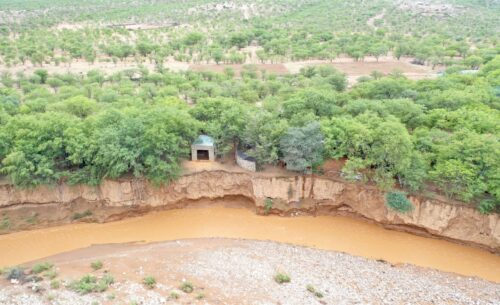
[0,170,498,252]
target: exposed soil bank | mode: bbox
[0,170,498,253]
[2,238,499,305]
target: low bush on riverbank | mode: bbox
[72,210,92,221]
[69,274,114,294]
[90,260,103,271]
[32,262,53,274]
[180,281,194,293]
[264,198,273,215]
[274,272,291,284]
[385,192,413,213]
[143,276,156,289]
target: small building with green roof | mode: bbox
[191,135,216,161]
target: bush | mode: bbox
[170,291,180,299]
[264,198,273,215]
[72,210,92,220]
[274,272,291,284]
[69,274,114,294]
[32,262,53,274]
[50,279,60,289]
[180,281,194,293]
[91,260,103,271]
[306,284,324,298]
[143,276,156,289]
[478,199,498,214]
[196,293,205,300]
[5,267,25,281]
[44,269,58,279]
[385,191,413,213]
[306,284,315,293]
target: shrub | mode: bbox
[306,284,315,293]
[264,198,273,215]
[170,291,180,299]
[306,284,324,298]
[143,276,156,289]
[91,260,103,271]
[32,262,53,274]
[180,281,194,293]
[274,272,291,284]
[196,293,205,300]
[385,191,413,213]
[44,269,58,279]
[478,199,498,214]
[50,280,60,289]
[69,274,114,294]
[5,267,25,281]
[0,217,11,230]
[72,210,92,220]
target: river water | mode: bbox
[0,207,499,282]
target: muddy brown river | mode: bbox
[0,207,499,282]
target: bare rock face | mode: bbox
[0,170,498,252]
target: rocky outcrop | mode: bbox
[0,170,498,252]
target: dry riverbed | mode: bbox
[0,238,498,305]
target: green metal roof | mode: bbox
[193,135,214,146]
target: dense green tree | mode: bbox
[280,122,324,172]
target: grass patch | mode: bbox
[91,260,103,271]
[72,210,92,220]
[385,191,413,213]
[26,213,38,224]
[4,266,25,281]
[180,281,194,293]
[142,276,156,289]
[274,272,291,284]
[264,198,273,215]
[44,269,58,280]
[50,279,60,289]
[170,291,180,299]
[69,274,114,294]
[196,292,205,300]
[0,216,11,230]
[32,262,53,274]
[306,284,324,298]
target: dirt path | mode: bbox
[0,239,498,305]
[367,8,386,29]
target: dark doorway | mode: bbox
[197,150,209,160]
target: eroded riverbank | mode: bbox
[1,206,499,282]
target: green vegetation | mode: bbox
[0,216,10,230]
[180,281,194,293]
[69,274,114,294]
[72,210,93,220]
[385,192,414,213]
[196,293,205,300]
[50,279,60,289]
[274,272,291,284]
[170,291,180,299]
[264,198,273,215]
[0,0,497,214]
[142,276,156,289]
[90,260,103,271]
[306,284,324,298]
[0,1,497,67]
[4,267,25,281]
[31,262,53,274]
[44,269,58,280]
